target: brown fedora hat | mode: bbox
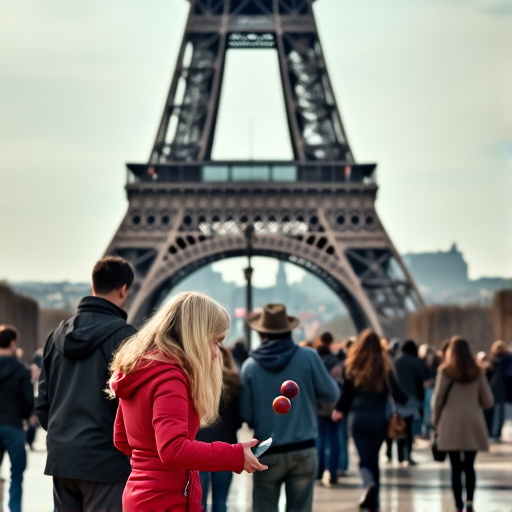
[247,303,299,334]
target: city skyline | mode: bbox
[0,0,511,282]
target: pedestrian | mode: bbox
[0,325,34,512]
[391,339,425,465]
[26,348,43,450]
[240,303,339,512]
[196,345,243,512]
[476,351,494,435]
[35,256,137,512]
[231,338,249,370]
[109,291,267,511]
[418,344,438,439]
[332,328,408,512]
[313,332,342,485]
[487,340,510,441]
[432,335,494,512]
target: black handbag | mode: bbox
[431,379,455,462]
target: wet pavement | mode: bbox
[2,419,511,512]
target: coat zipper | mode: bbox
[183,475,190,497]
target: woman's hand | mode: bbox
[331,410,343,422]
[240,439,268,473]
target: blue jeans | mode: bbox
[199,471,233,512]
[492,402,505,439]
[349,411,387,512]
[0,425,27,512]
[422,387,434,437]
[316,417,340,481]
[338,417,349,472]
[253,446,317,512]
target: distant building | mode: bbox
[403,244,511,305]
[403,243,468,289]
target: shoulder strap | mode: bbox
[437,378,455,422]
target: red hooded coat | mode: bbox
[111,358,244,511]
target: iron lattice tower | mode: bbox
[105,0,424,336]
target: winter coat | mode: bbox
[240,338,339,448]
[432,369,494,452]
[0,356,34,429]
[35,296,136,483]
[316,348,343,418]
[488,354,509,403]
[111,358,244,512]
[336,369,408,416]
[196,387,242,445]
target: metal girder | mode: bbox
[104,0,425,337]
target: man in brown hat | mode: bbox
[240,303,339,512]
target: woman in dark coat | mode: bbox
[332,329,407,512]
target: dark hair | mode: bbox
[401,339,418,357]
[260,331,291,342]
[0,325,18,349]
[313,331,334,351]
[320,332,333,344]
[442,336,481,383]
[92,256,134,295]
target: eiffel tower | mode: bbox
[105,0,424,336]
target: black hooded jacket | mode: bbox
[35,296,136,483]
[0,355,34,428]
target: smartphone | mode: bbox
[251,437,273,458]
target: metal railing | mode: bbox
[126,161,377,185]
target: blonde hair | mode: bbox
[109,291,229,426]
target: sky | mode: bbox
[0,0,511,285]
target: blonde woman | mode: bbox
[109,291,267,511]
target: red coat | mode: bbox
[111,358,244,511]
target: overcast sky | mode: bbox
[0,0,510,284]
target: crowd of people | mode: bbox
[0,255,511,512]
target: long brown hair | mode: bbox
[441,335,481,383]
[220,345,241,405]
[345,328,390,392]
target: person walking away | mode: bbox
[0,326,34,512]
[332,328,408,512]
[196,345,243,512]
[313,332,343,485]
[476,351,494,436]
[487,340,510,442]
[240,304,339,512]
[26,348,43,450]
[392,340,426,465]
[35,256,137,512]
[109,291,267,511]
[419,344,438,439]
[432,336,494,512]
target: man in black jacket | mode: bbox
[36,256,137,512]
[0,325,34,512]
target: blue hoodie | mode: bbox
[240,337,339,448]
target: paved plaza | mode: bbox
[2,419,511,512]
